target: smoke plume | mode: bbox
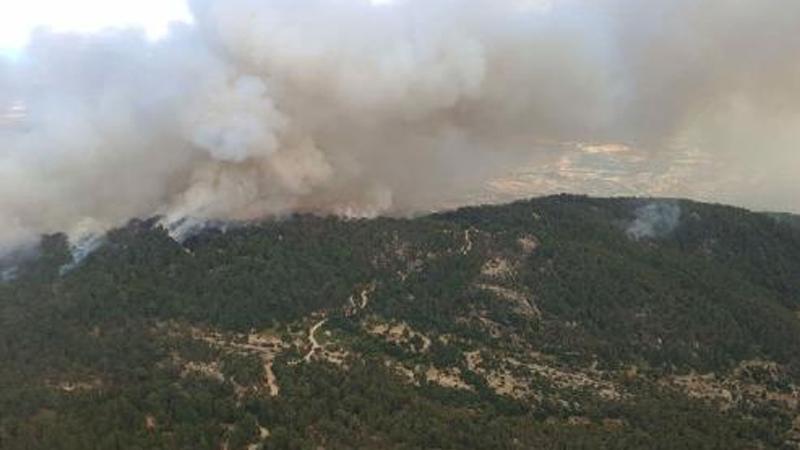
[627,202,682,240]
[1,0,799,252]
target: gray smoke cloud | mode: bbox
[627,202,682,240]
[59,232,105,274]
[0,266,17,283]
[1,0,799,253]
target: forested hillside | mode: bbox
[2,195,800,449]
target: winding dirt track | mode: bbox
[304,318,328,362]
[359,287,371,309]
[303,285,373,363]
[461,229,474,255]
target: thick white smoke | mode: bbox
[1,0,799,253]
[627,202,682,240]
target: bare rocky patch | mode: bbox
[476,284,541,318]
[481,257,514,278]
[181,360,226,383]
[665,373,734,406]
[518,235,540,254]
[425,367,472,391]
[366,319,431,353]
[465,349,622,402]
[664,359,800,411]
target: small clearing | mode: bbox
[304,318,329,362]
[426,367,472,391]
[664,360,800,411]
[48,378,103,393]
[518,235,540,254]
[476,284,541,318]
[481,258,513,278]
[367,320,431,353]
[466,351,621,401]
[183,325,287,397]
[461,228,474,255]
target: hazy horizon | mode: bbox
[1,0,799,254]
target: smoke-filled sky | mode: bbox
[1,0,799,252]
[0,0,192,54]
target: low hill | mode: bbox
[2,195,800,449]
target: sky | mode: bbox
[0,0,192,55]
[0,0,798,254]
[0,0,556,54]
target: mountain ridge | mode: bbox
[2,195,800,449]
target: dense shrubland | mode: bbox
[2,196,799,449]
